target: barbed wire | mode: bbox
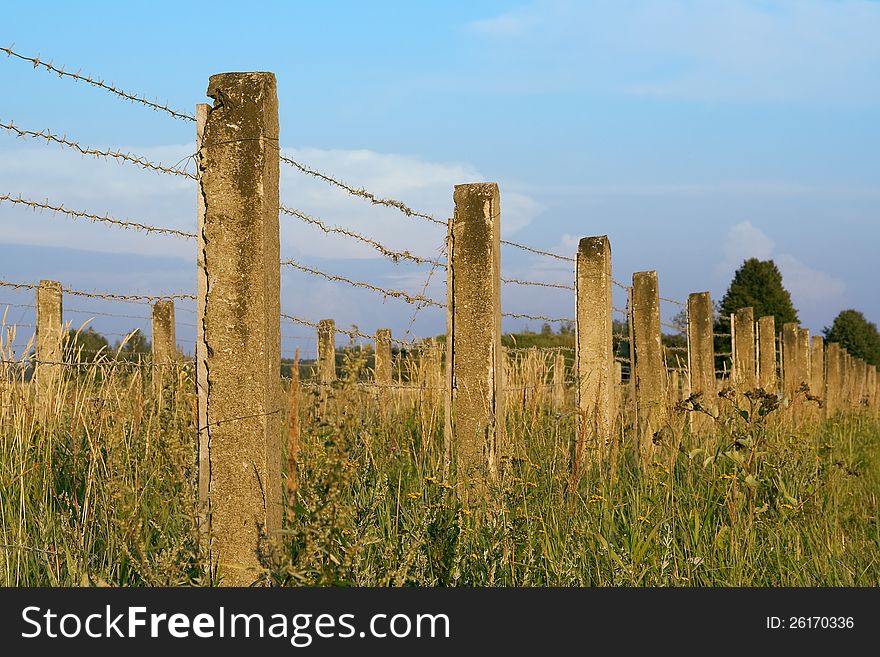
[502,311,573,324]
[279,155,446,227]
[0,193,196,239]
[660,320,681,332]
[0,280,195,304]
[1,46,195,121]
[612,279,630,291]
[280,312,426,349]
[501,239,573,263]
[613,305,628,316]
[281,259,443,308]
[279,205,442,267]
[501,277,573,291]
[0,356,194,369]
[660,296,686,307]
[0,301,36,310]
[0,121,197,179]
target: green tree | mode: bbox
[719,258,799,327]
[65,327,110,361]
[823,310,880,367]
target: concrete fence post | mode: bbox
[840,348,851,409]
[317,319,337,384]
[151,299,176,394]
[732,307,756,391]
[855,358,867,409]
[686,291,715,432]
[781,322,799,402]
[374,329,392,385]
[867,364,878,414]
[197,71,281,585]
[797,329,811,391]
[35,279,64,409]
[444,182,505,498]
[632,271,666,465]
[574,235,614,468]
[552,351,566,409]
[824,342,841,415]
[757,316,776,392]
[810,335,824,409]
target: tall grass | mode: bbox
[1,333,877,586]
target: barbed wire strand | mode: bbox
[0,121,196,179]
[279,205,442,267]
[501,277,573,291]
[1,46,195,121]
[0,280,195,304]
[280,259,443,308]
[0,194,196,239]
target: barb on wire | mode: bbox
[0,121,197,179]
[0,301,36,310]
[281,259,443,309]
[502,277,574,291]
[660,295,686,307]
[502,311,573,324]
[280,205,443,267]
[1,46,195,121]
[612,279,629,291]
[0,280,195,305]
[279,155,446,227]
[613,305,629,316]
[0,193,196,239]
[280,312,424,349]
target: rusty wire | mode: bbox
[279,155,446,227]
[0,121,197,179]
[280,205,443,267]
[1,46,195,121]
[502,311,573,324]
[280,259,443,308]
[502,277,573,291]
[0,193,196,239]
[0,280,195,304]
[280,312,423,348]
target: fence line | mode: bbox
[1,46,195,121]
[0,193,196,239]
[0,121,197,179]
[502,277,574,291]
[0,279,195,304]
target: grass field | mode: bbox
[1,341,878,587]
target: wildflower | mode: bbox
[425,475,438,484]
[470,553,479,559]
[638,515,650,524]
[589,494,605,504]
[780,503,795,510]
[718,473,735,480]
[460,508,471,516]
[526,481,537,489]
[406,492,420,500]
[440,481,453,490]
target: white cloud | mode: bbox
[718,220,775,275]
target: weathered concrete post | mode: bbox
[687,291,715,432]
[632,271,666,465]
[195,102,210,537]
[732,307,756,391]
[317,319,337,384]
[575,236,614,467]
[867,364,878,414]
[35,280,63,409]
[824,342,841,415]
[810,335,824,409]
[855,358,867,408]
[444,183,505,497]
[757,316,776,392]
[374,329,392,386]
[781,322,800,402]
[552,352,566,409]
[797,329,811,389]
[198,72,281,585]
[840,348,851,409]
[151,299,176,395]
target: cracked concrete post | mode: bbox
[151,299,176,396]
[632,271,666,465]
[757,316,776,392]
[575,236,614,466]
[552,352,566,409]
[687,291,715,433]
[824,342,841,415]
[317,319,336,384]
[195,103,210,539]
[781,322,799,402]
[198,72,281,586]
[35,280,63,411]
[444,182,504,498]
[733,307,756,391]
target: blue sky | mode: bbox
[1,0,878,358]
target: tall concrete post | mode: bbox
[867,364,878,414]
[374,329,392,385]
[732,307,756,391]
[575,235,614,466]
[797,329,811,390]
[195,102,211,537]
[824,342,841,415]
[757,316,777,392]
[445,182,505,497]
[840,349,851,409]
[855,358,867,408]
[781,322,800,401]
[198,72,281,585]
[687,291,715,431]
[151,299,176,394]
[317,319,337,384]
[632,271,666,465]
[35,280,64,408]
[810,335,824,406]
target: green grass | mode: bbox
[1,352,878,586]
